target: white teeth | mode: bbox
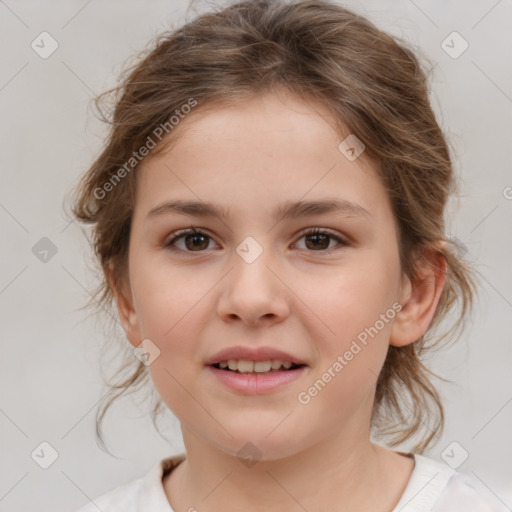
[217,359,296,373]
[254,361,272,372]
[237,360,254,373]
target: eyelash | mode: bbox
[163,226,349,255]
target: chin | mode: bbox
[213,429,306,464]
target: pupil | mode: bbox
[186,234,208,251]
[306,233,329,250]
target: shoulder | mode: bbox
[75,476,144,512]
[434,471,506,512]
[74,453,186,512]
[392,454,503,512]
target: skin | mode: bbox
[111,89,447,512]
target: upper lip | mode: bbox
[205,346,307,366]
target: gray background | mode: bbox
[1,1,511,511]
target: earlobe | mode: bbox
[105,261,142,347]
[390,249,447,347]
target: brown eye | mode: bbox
[182,233,210,251]
[295,228,347,253]
[165,228,216,252]
[305,232,330,250]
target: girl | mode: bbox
[70,0,500,510]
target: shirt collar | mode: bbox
[136,453,186,511]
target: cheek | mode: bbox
[308,258,400,338]
[139,295,210,422]
[130,251,209,338]
[130,248,221,343]
[128,260,210,412]
[146,355,216,437]
[303,256,399,390]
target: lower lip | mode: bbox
[206,365,308,394]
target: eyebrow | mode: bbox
[146,198,371,223]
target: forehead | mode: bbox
[135,90,391,223]
[153,90,351,161]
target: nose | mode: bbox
[216,245,291,327]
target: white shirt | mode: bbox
[75,452,502,511]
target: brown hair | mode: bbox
[68,0,476,454]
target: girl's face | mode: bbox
[117,90,412,460]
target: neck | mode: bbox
[164,424,413,512]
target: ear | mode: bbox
[105,261,142,348]
[390,246,447,347]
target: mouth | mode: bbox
[209,359,306,375]
[206,359,308,394]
